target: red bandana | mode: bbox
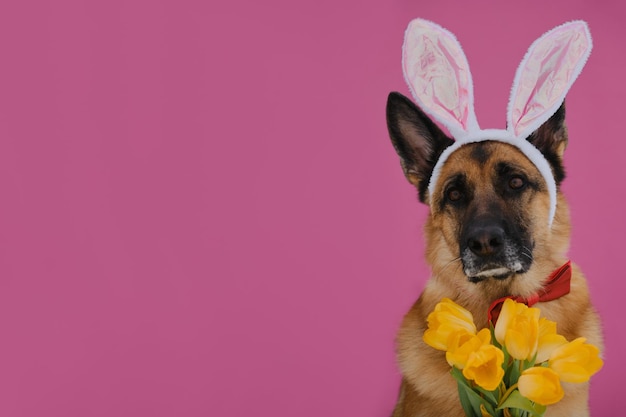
[487,261,572,324]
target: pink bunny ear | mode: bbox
[507,21,592,138]
[402,19,479,138]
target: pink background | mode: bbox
[0,0,622,415]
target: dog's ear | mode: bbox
[526,101,568,184]
[386,92,454,202]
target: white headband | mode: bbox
[402,19,592,227]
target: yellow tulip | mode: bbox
[462,344,505,391]
[538,317,556,336]
[518,367,564,405]
[535,317,568,363]
[446,328,492,369]
[549,337,604,383]
[423,298,477,351]
[494,298,540,360]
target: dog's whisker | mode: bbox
[520,246,534,261]
[438,257,462,276]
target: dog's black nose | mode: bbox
[467,225,505,257]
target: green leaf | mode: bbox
[457,380,478,417]
[451,367,503,416]
[489,323,500,348]
[451,366,468,384]
[504,359,521,388]
[498,390,546,417]
[474,383,499,407]
[451,369,497,416]
[451,368,478,417]
[458,381,500,417]
[450,367,499,405]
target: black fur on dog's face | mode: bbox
[386,92,568,282]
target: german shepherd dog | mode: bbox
[386,19,604,416]
[385,91,603,416]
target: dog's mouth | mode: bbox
[462,245,531,283]
[466,263,525,283]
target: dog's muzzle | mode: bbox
[460,220,532,282]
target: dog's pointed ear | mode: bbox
[526,101,568,183]
[386,92,454,202]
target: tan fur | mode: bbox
[392,142,603,417]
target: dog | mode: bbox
[385,20,603,417]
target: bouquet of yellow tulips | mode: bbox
[423,298,603,417]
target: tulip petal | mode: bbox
[536,334,568,364]
[494,298,517,344]
[505,329,531,360]
[423,328,447,351]
[518,367,564,406]
[549,337,604,383]
[550,362,591,383]
[439,298,474,322]
[423,299,477,351]
[499,303,539,360]
[538,317,557,338]
[446,328,492,369]
[462,345,505,391]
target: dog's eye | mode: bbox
[509,176,525,190]
[447,187,463,202]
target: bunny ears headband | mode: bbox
[402,19,592,227]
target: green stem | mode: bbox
[498,383,519,408]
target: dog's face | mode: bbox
[431,141,550,281]
[386,92,569,283]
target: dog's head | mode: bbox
[385,19,592,286]
[386,91,570,282]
